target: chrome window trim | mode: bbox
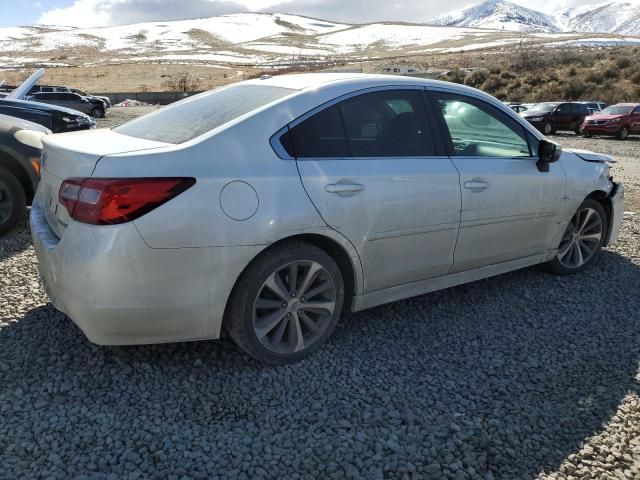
[269,84,429,161]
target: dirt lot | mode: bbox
[0,111,638,479]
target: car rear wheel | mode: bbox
[0,166,26,235]
[545,199,607,275]
[91,107,105,118]
[226,241,344,364]
[617,126,629,140]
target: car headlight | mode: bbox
[608,118,621,124]
[62,116,71,122]
[527,116,543,122]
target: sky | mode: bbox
[0,0,620,28]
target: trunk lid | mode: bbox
[39,129,170,238]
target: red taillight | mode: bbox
[58,177,195,225]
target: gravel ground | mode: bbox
[0,118,638,479]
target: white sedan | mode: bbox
[31,74,624,364]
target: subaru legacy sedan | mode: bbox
[31,74,624,364]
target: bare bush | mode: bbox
[161,73,203,92]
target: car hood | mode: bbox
[585,114,624,121]
[521,111,550,118]
[0,98,93,120]
[566,148,616,164]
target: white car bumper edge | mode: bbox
[607,181,624,246]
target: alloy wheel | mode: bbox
[620,127,628,140]
[252,261,337,355]
[556,207,603,269]
[0,181,13,225]
[544,123,552,135]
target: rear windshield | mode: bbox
[115,84,295,144]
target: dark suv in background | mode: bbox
[29,92,106,118]
[520,102,590,135]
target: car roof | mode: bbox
[0,98,89,117]
[615,103,640,107]
[243,72,470,93]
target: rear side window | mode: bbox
[286,89,434,158]
[115,84,295,144]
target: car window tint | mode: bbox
[434,93,531,158]
[339,90,433,157]
[557,104,571,113]
[288,90,433,158]
[289,104,349,157]
[115,84,294,144]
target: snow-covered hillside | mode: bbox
[0,11,638,70]
[434,0,640,35]
[555,2,640,35]
[433,0,559,32]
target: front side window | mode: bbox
[286,89,434,158]
[557,104,571,114]
[116,84,295,144]
[434,93,531,158]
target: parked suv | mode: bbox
[29,85,112,109]
[29,92,106,118]
[582,103,640,140]
[520,102,590,135]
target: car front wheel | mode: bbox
[0,166,26,235]
[91,107,105,118]
[226,241,345,364]
[546,199,608,275]
[617,126,629,140]
[543,122,553,135]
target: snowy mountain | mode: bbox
[0,11,639,70]
[434,0,640,35]
[555,2,640,35]
[433,0,559,32]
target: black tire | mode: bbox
[584,133,592,138]
[225,240,345,364]
[616,126,629,140]
[0,166,27,236]
[91,107,105,118]
[575,125,582,135]
[545,198,608,275]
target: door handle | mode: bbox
[325,183,365,196]
[463,180,490,192]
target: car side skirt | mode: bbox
[351,251,556,312]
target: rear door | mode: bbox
[429,90,566,272]
[289,87,461,293]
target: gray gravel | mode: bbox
[1,132,639,479]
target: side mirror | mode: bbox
[537,139,562,173]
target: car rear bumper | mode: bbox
[30,193,238,346]
[607,182,624,246]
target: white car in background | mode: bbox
[31,74,624,364]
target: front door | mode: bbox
[430,91,566,273]
[290,88,461,293]
[631,107,640,133]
